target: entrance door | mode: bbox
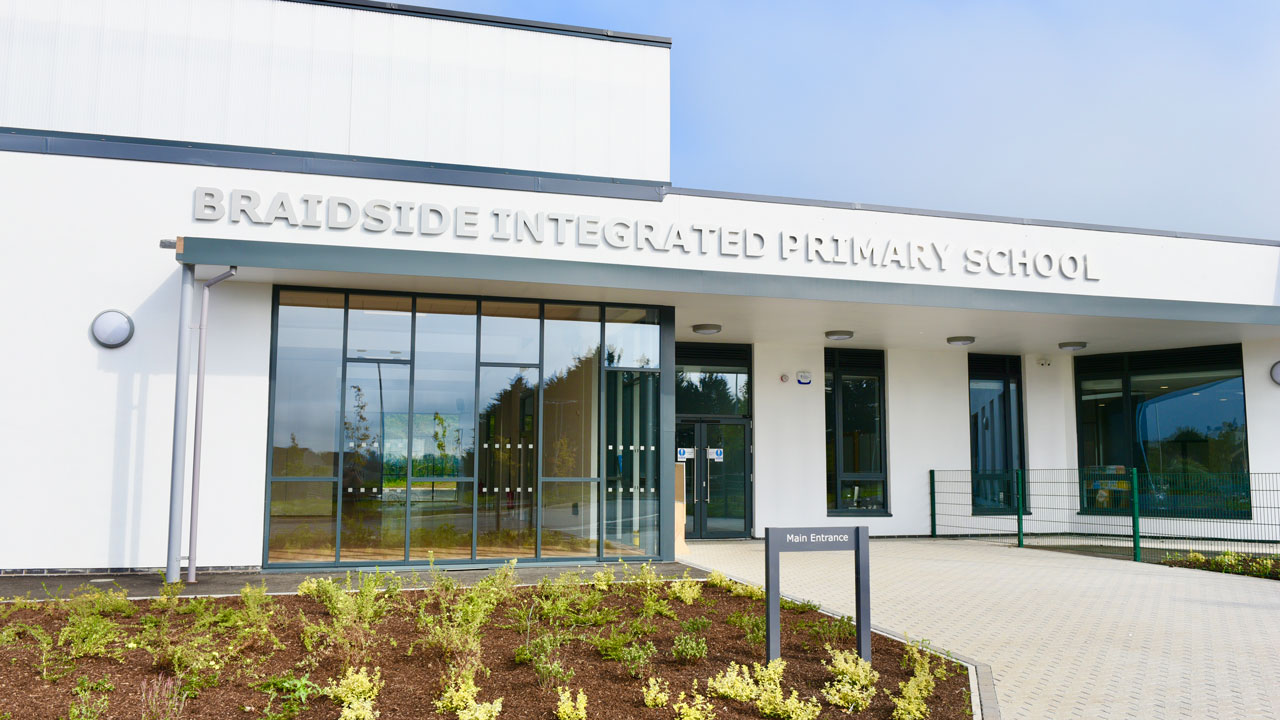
[678,420,750,539]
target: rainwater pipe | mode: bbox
[165,263,195,583]
[186,266,237,583]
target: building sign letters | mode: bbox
[192,187,1101,281]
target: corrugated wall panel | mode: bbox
[0,0,670,180]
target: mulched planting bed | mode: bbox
[0,566,972,719]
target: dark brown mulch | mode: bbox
[0,581,972,719]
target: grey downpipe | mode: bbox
[165,264,196,583]
[186,266,237,583]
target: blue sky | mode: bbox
[413,1,1279,240]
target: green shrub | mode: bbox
[821,644,879,712]
[590,567,615,591]
[666,571,703,605]
[151,575,185,611]
[514,631,574,688]
[639,592,676,620]
[619,640,657,678]
[66,676,112,720]
[67,586,136,618]
[681,616,712,634]
[780,597,820,613]
[622,562,664,593]
[706,662,758,702]
[796,615,858,648]
[254,672,321,720]
[58,612,123,659]
[1212,551,1245,574]
[554,687,588,720]
[221,583,284,652]
[642,677,670,708]
[323,666,383,720]
[889,673,934,720]
[1185,551,1207,564]
[706,570,733,589]
[726,611,766,645]
[436,667,503,720]
[671,681,716,720]
[13,623,74,681]
[671,633,707,664]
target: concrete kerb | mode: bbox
[679,558,1000,720]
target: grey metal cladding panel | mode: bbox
[1,127,668,201]
[175,237,1280,326]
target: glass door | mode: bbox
[678,420,750,539]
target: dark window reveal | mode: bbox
[824,349,887,514]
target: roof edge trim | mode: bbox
[283,0,672,47]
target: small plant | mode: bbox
[622,562,664,593]
[706,570,733,589]
[436,667,503,720]
[67,586,136,618]
[554,687,588,720]
[889,673,934,720]
[66,675,113,720]
[642,677,670,708]
[666,571,703,605]
[16,623,74,681]
[681,616,712,634]
[140,676,187,720]
[152,575,185,611]
[726,610,766,646]
[671,680,716,720]
[515,632,575,688]
[821,644,879,713]
[59,612,124,659]
[671,633,707,664]
[707,662,758,702]
[638,592,676,620]
[590,567,615,591]
[323,666,384,720]
[796,615,858,648]
[1185,551,1207,563]
[254,672,322,720]
[619,640,657,678]
[780,597,820,613]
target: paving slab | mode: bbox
[679,537,1280,720]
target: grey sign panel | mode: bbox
[764,526,870,663]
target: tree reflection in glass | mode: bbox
[476,367,539,558]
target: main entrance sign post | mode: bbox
[764,526,870,662]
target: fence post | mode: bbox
[929,470,937,538]
[1015,469,1024,548]
[1131,468,1141,562]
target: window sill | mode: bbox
[826,510,892,518]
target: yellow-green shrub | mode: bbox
[672,680,716,720]
[821,644,879,712]
[323,666,383,720]
[554,687,587,720]
[642,677,670,708]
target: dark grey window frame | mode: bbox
[263,285,674,569]
[968,354,1029,516]
[824,349,890,517]
[1073,343,1251,520]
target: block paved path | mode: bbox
[680,538,1280,720]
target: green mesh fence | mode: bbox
[930,469,1280,563]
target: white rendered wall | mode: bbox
[1023,354,1078,469]
[1243,339,1280,472]
[750,344,972,537]
[0,157,272,570]
[882,349,971,534]
[0,0,671,181]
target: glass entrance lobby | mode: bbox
[264,288,672,567]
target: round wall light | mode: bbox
[946,336,976,346]
[92,310,135,348]
[1271,361,1280,386]
[825,330,855,341]
[691,323,722,335]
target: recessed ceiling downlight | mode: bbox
[825,330,854,341]
[1058,341,1088,351]
[946,336,976,346]
[692,324,722,335]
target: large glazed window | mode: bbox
[270,291,344,477]
[968,354,1027,515]
[1075,344,1250,518]
[543,305,600,478]
[265,289,668,566]
[824,349,887,514]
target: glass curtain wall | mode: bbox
[266,289,666,566]
[1075,344,1250,518]
[968,354,1026,514]
[823,349,887,513]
